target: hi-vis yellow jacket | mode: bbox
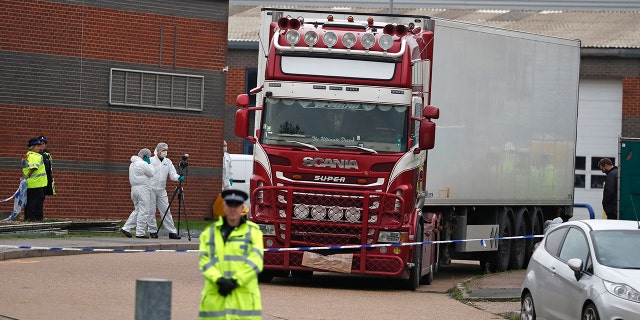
[22,151,47,189]
[199,218,264,320]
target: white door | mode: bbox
[573,79,622,220]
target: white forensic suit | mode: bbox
[123,155,155,237]
[149,154,181,234]
[222,150,232,190]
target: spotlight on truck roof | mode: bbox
[285,30,300,45]
[304,30,319,46]
[361,33,376,49]
[323,31,338,48]
[379,34,393,50]
[342,32,357,49]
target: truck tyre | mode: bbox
[406,223,423,291]
[509,208,528,270]
[258,270,274,283]
[524,208,543,267]
[489,210,512,272]
[291,270,313,279]
[420,263,433,285]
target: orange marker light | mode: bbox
[367,17,374,26]
[327,15,334,22]
[347,16,354,22]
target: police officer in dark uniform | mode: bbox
[38,136,55,197]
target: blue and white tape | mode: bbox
[0,235,543,254]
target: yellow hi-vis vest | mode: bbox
[22,151,47,189]
[199,219,264,320]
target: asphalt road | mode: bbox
[0,252,506,320]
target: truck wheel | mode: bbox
[291,270,313,279]
[490,211,512,272]
[258,270,274,283]
[524,209,543,267]
[509,208,527,270]
[420,263,433,285]
[406,223,423,291]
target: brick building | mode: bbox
[225,6,640,216]
[0,0,230,220]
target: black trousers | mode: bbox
[25,187,46,221]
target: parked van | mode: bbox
[229,154,253,208]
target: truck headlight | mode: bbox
[604,280,640,303]
[378,231,407,243]
[258,224,276,236]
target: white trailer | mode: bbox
[425,19,580,271]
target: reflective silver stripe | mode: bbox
[245,258,260,275]
[223,271,234,277]
[224,255,246,262]
[202,227,218,272]
[199,250,208,256]
[199,309,262,318]
[29,173,47,179]
[251,247,263,260]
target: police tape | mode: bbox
[0,235,544,254]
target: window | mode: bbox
[545,227,569,257]
[591,156,615,170]
[574,174,585,188]
[591,175,606,188]
[109,68,204,111]
[575,156,585,170]
[559,228,590,263]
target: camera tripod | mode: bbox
[158,161,191,241]
[158,181,191,241]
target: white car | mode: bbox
[520,219,640,320]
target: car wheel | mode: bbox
[520,292,536,320]
[582,303,599,320]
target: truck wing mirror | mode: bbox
[235,108,249,139]
[236,94,250,108]
[423,105,439,119]
[419,119,436,150]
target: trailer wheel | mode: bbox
[509,208,528,270]
[524,208,543,267]
[490,210,512,272]
[406,223,423,291]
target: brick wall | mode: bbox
[0,0,228,220]
[224,49,259,150]
[622,77,640,136]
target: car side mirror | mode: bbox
[568,258,583,280]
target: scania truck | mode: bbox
[234,8,580,290]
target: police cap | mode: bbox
[221,189,248,207]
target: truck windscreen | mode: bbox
[260,97,409,153]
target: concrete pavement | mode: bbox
[0,233,525,314]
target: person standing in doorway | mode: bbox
[198,189,263,320]
[598,157,618,220]
[22,138,48,222]
[149,142,184,239]
[37,136,56,198]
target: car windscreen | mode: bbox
[260,98,409,153]
[592,230,640,269]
